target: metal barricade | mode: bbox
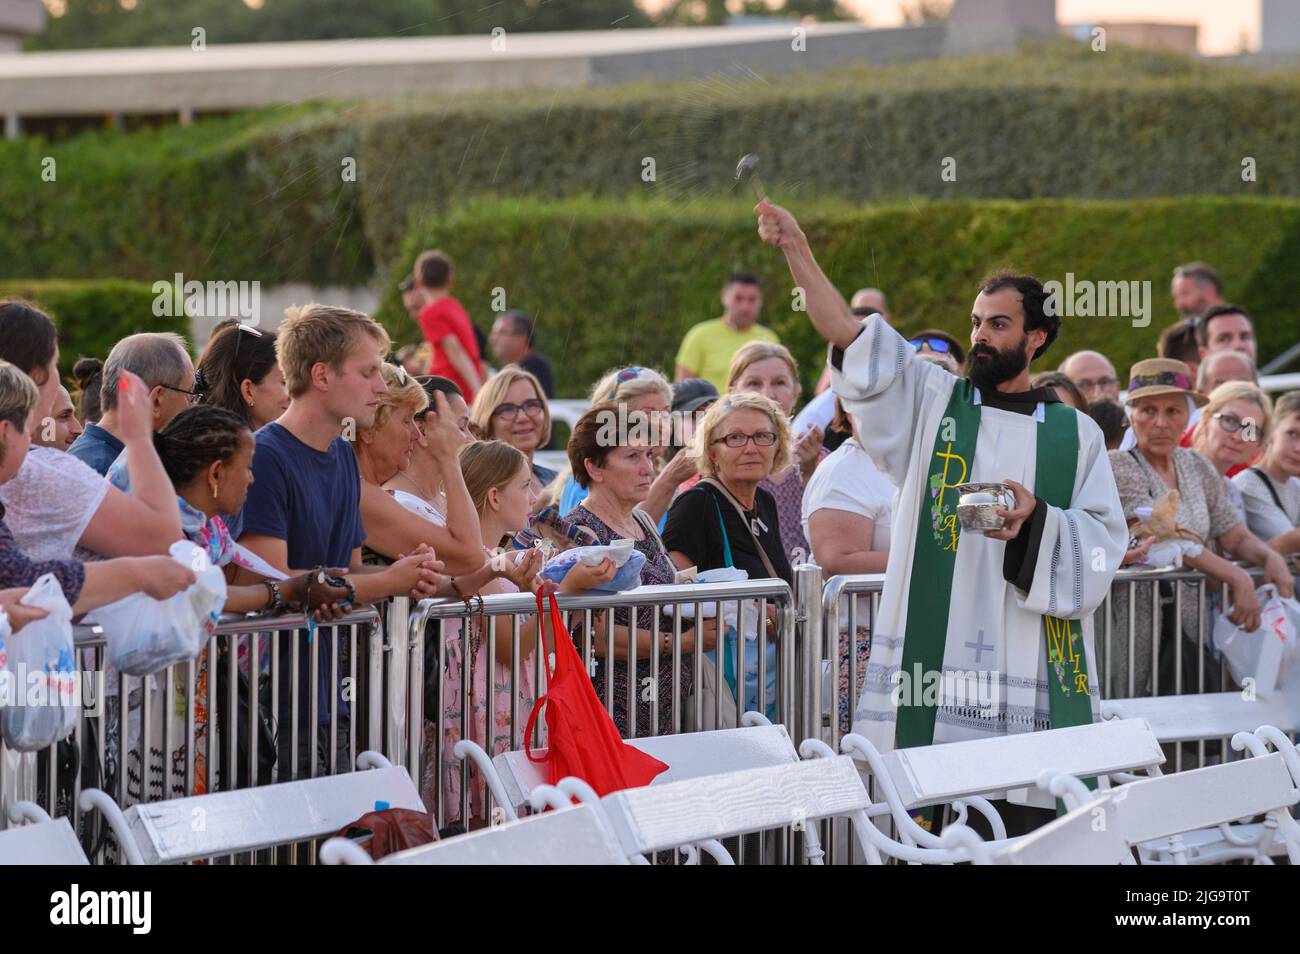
[0,605,384,864]
[407,579,796,832]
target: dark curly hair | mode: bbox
[979,271,1058,360]
[153,405,251,489]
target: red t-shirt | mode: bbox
[418,297,482,401]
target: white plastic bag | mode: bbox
[539,540,645,593]
[0,574,78,752]
[1214,583,1293,697]
[90,540,228,677]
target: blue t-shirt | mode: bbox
[68,422,125,477]
[238,422,365,569]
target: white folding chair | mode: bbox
[79,751,424,864]
[320,802,628,865]
[0,802,89,865]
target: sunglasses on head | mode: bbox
[616,366,645,384]
[907,336,951,354]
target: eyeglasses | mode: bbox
[1076,376,1119,393]
[1212,412,1255,436]
[713,430,778,449]
[492,398,546,422]
[907,337,952,354]
[158,383,200,405]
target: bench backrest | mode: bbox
[600,755,869,856]
[994,796,1129,865]
[1107,751,1299,846]
[882,719,1164,809]
[0,817,89,865]
[1101,692,1300,744]
[492,724,800,808]
[124,766,424,864]
[380,803,628,865]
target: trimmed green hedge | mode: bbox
[376,195,1300,397]
[0,106,372,287]
[4,42,1300,288]
[0,280,186,377]
[356,42,1300,263]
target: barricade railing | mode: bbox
[0,604,384,864]
[407,579,797,830]
[5,559,1293,863]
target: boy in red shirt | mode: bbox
[413,250,484,401]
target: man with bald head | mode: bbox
[850,288,890,323]
[1058,350,1120,403]
[1197,349,1257,394]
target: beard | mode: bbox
[966,335,1031,391]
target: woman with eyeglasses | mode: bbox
[468,366,557,493]
[1233,391,1300,556]
[1190,381,1273,523]
[194,320,290,431]
[725,341,822,566]
[663,392,793,717]
[1106,359,1293,697]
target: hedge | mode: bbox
[5,42,1300,288]
[376,195,1300,398]
[0,280,186,378]
[355,42,1300,263]
[0,105,373,287]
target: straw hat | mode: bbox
[1124,358,1208,407]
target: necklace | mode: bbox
[394,467,441,505]
[581,497,641,540]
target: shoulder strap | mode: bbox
[1250,467,1286,512]
[699,477,780,580]
[630,508,667,559]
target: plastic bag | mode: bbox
[0,574,78,752]
[90,540,228,677]
[539,541,646,594]
[1214,583,1294,697]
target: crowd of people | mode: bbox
[0,221,1297,824]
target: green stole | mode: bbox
[895,379,1096,820]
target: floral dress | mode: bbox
[563,504,694,738]
[431,557,537,825]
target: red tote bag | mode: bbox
[523,591,667,796]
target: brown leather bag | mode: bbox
[334,808,438,860]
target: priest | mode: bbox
[755,201,1128,786]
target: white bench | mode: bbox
[455,717,799,822]
[942,795,1129,865]
[0,803,89,865]
[320,802,628,866]
[79,751,424,865]
[596,756,967,865]
[1101,691,1300,744]
[822,719,1164,851]
[1044,745,1300,865]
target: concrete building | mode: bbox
[0,0,43,53]
[1063,21,1198,56]
[0,0,1069,140]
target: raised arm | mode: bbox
[755,200,860,350]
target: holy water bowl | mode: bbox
[955,482,1015,533]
